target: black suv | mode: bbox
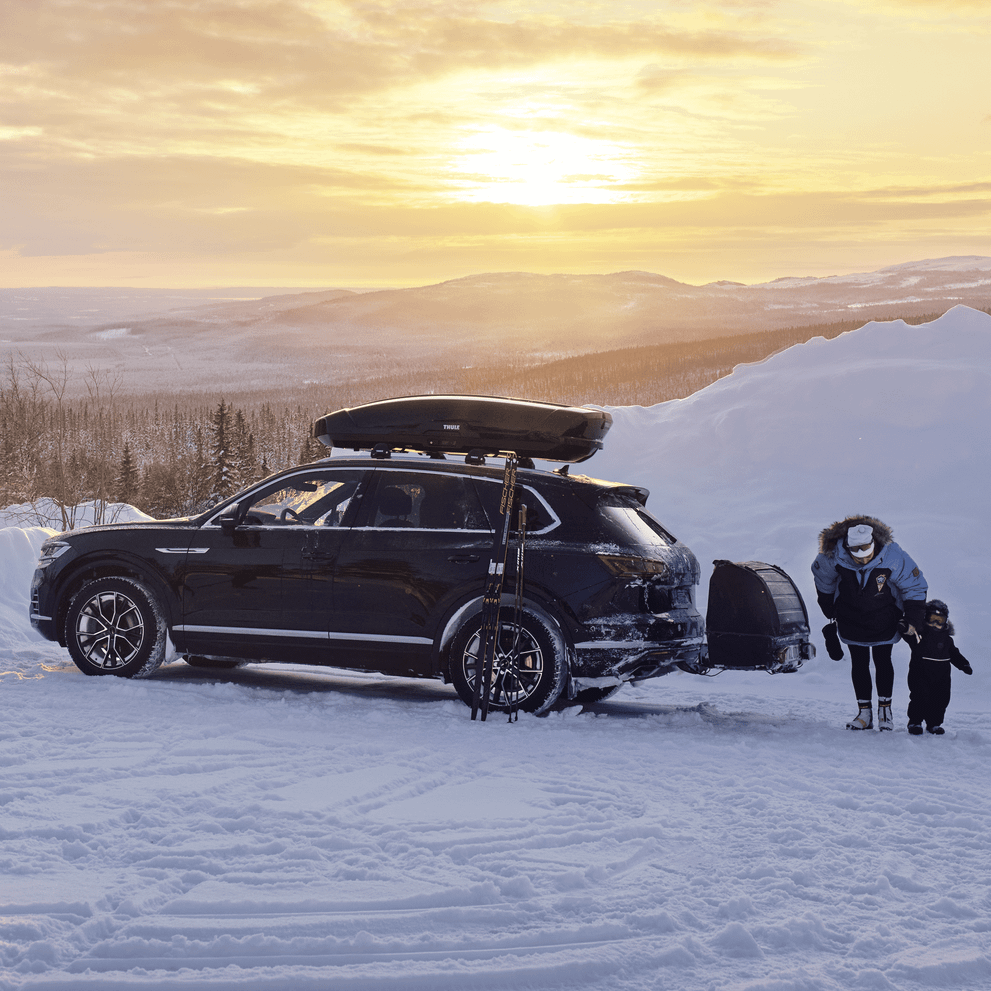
[30,445,705,713]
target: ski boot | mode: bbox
[846,701,873,731]
[877,698,893,732]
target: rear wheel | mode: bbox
[64,577,168,678]
[448,607,567,715]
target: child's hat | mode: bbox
[926,599,949,618]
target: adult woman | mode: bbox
[812,515,927,731]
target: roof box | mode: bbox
[313,395,612,463]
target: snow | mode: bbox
[2,306,991,989]
[750,255,991,289]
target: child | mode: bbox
[904,600,972,735]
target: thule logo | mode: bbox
[443,424,460,430]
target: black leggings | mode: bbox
[849,643,894,701]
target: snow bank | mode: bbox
[594,304,991,682]
[0,502,155,650]
[0,499,154,531]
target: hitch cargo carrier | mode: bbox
[313,395,612,463]
[705,560,814,673]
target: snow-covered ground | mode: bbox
[2,306,990,990]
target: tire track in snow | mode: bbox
[3,663,991,989]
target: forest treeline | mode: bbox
[0,312,957,527]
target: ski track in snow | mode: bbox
[3,642,991,991]
[3,307,991,989]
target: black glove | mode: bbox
[902,600,926,632]
[822,622,844,661]
[952,656,973,675]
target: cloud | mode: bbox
[5,1,804,105]
[1,0,986,287]
[6,138,988,263]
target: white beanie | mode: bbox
[847,523,873,547]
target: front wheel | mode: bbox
[64,577,168,678]
[448,607,568,715]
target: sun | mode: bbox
[448,126,635,206]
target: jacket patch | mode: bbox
[875,574,888,594]
[912,567,920,577]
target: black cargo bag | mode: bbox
[705,560,814,672]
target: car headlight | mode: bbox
[36,540,72,569]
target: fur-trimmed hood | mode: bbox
[818,514,894,555]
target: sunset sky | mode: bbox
[3,0,989,288]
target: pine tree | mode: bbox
[189,424,213,512]
[210,399,234,501]
[230,408,258,490]
[298,430,325,465]
[115,441,141,506]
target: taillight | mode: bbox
[596,554,670,582]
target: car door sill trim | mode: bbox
[175,624,431,645]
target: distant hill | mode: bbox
[1,257,989,398]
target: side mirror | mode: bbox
[218,510,239,536]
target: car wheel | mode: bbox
[64,577,168,678]
[449,607,568,715]
[183,655,245,670]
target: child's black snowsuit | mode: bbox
[905,617,972,731]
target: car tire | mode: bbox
[448,606,568,715]
[183,655,246,670]
[64,577,168,679]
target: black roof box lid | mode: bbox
[313,395,612,463]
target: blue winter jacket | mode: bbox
[812,517,928,646]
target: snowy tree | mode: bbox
[210,399,235,502]
[115,441,140,506]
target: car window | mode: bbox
[233,471,365,527]
[356,471,490,530]
[472,478,558,535]
[598,495,678,546]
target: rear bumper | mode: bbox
[573,610,705,681]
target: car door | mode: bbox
[329,468,492,672]
[176,467,367,660]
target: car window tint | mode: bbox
[473,479,553,534]
[241,472,364,527]
[359,471,489,530]
[599,501,678,546]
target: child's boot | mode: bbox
[877,698,893,732]
[846,701,873,730]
